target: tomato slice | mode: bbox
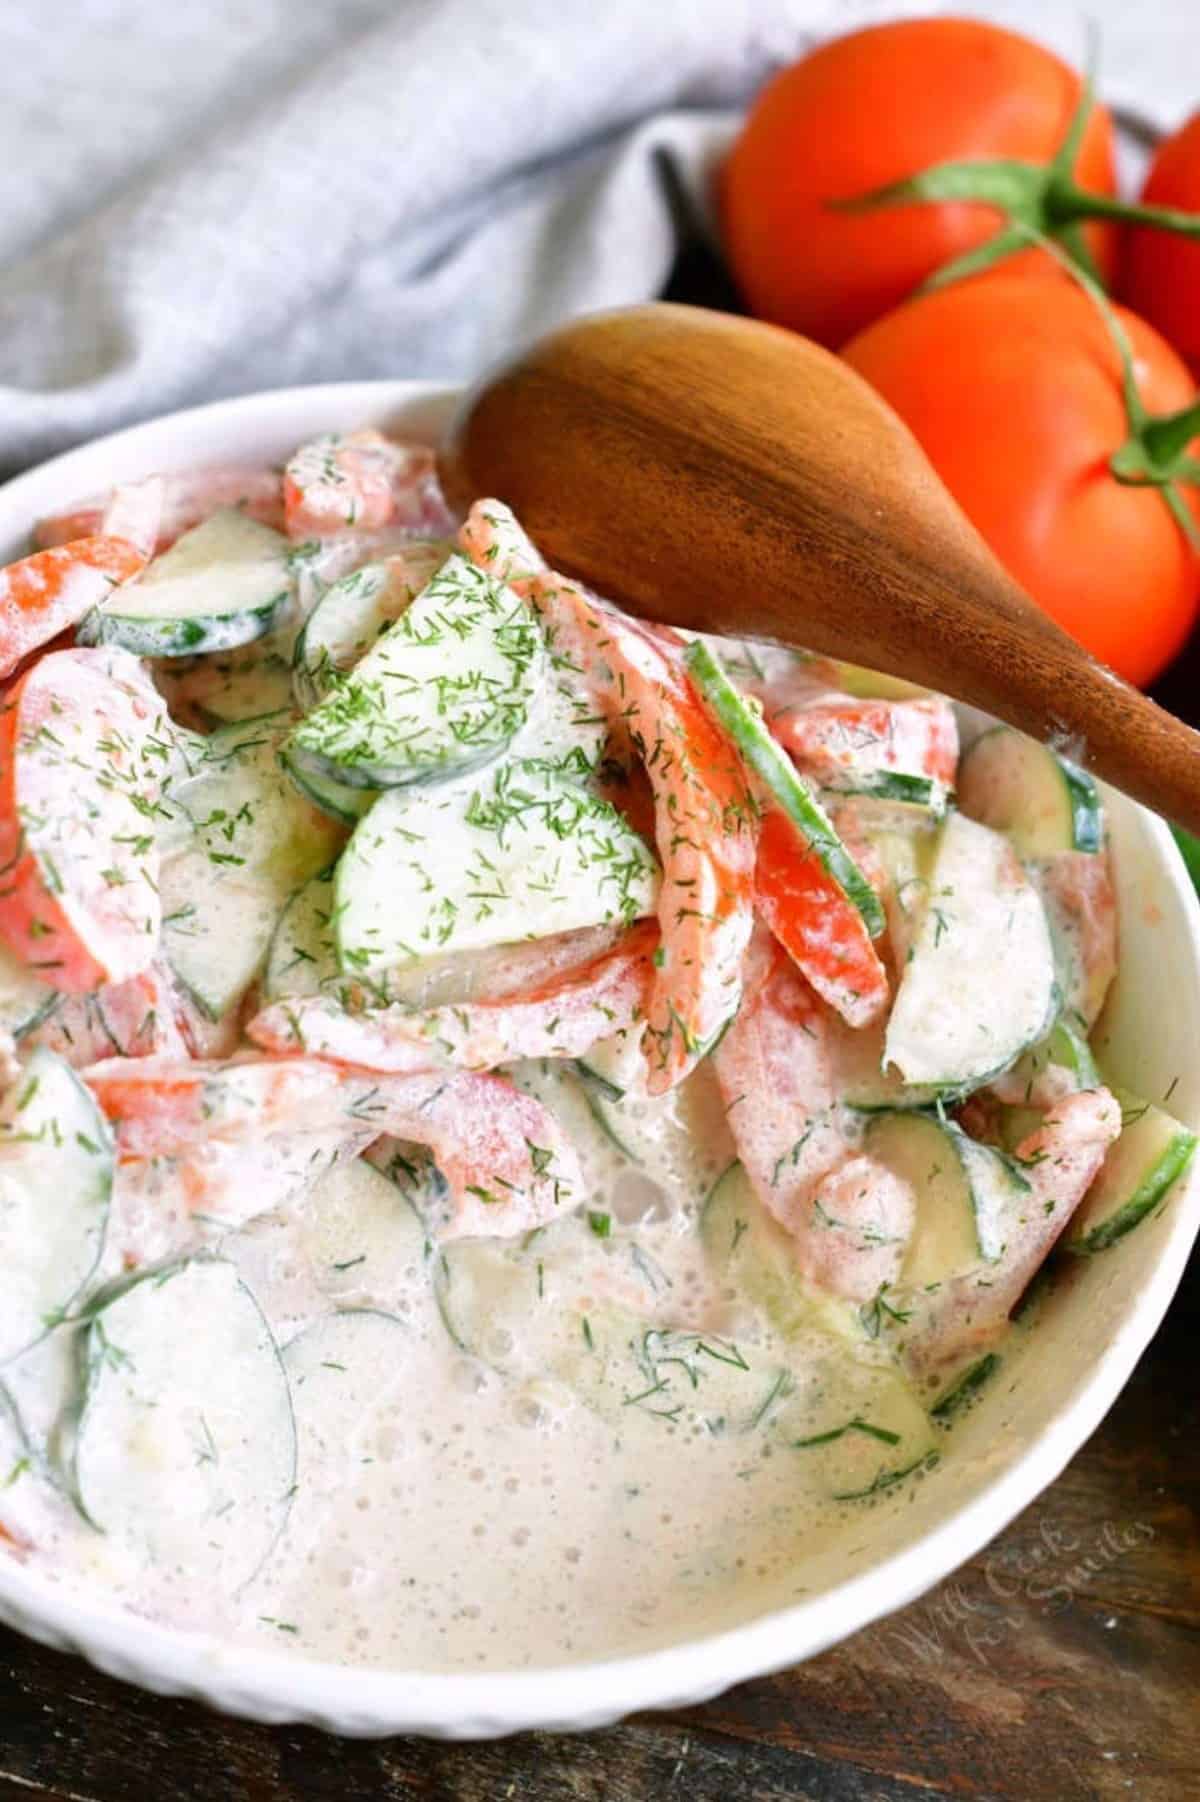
[284,431,443,538]
[0,649,168,992]
[771,696,958,788]
[0,538,146,680]
[248,920,657,1072]
[713,934,913,1301]
[86,1055,583,1241]
[25,964,189,1066]
[755,807,889,1028]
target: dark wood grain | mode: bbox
[442,302,1200,834]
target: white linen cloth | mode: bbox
[0,0,1193,474]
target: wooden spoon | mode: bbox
[440,301,1200,834]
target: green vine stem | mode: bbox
[833,65,1200,295]
[1009,226,1200,551]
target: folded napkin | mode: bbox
[0,0,1192,473]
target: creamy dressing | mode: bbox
[0,465,1115,1679]
[0,1046,948,1671]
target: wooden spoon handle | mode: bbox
[442,303,1200,834]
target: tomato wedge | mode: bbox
[26,964,189,1067]
[755,809,889,1029]
[283,430,442,538]
[771,696,958,791]
[713,934,914,1301]
[0,538,146,681]
[249,921,656,1072]
[0,649,169,992]
[85,1056,583,1241]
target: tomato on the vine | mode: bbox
[841,277,1200,686]
[720,19,1118,347]
[1121,112,1200,378]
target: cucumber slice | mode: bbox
[297,1156,430,1298]
[930,1351,1000,1420]
[579,1308,935,1498]
[292,553,447,712]
[521,659,608,779]
[990,1019,1101,1106]
[846,797,941,972]
[433,1204,935,1497]
[282,1309,409,1481]
[433,1226,771,1428]
[72,1258,295,1586]
[1029,852,1117,1032]
[0,1049,114,1365]
[279,749,373,826]
[432,1214,641,1365]
[1064,1098,1197,1254]
[699,1162,861,1343]
[885,812,1057,1089]
[334,761,658,980]
[159,850,274,1021]
[263,871,338,1001]
[80,510,293,657]
[959,726,1103,857]
[559,1309,777,1433]
[772,1356,938,1501]
[263,877,633,1017]
[834,771,949,811]
[684,640,884,939]
[286,554,544,791]
[865,1110,1031,1281]
[825,659,930,702]
[572,1032,735,1209]
[556,1298,935,1500]
[157,643,296,729]
[162,714,343,1018]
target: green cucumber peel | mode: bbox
[683,640,885,940]
[1070,1128,1197,1253]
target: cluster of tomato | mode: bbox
[720,18,1200,688]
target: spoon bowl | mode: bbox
[442,301,1200,830]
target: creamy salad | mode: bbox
[0,431,1193,1671]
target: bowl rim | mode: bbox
[1,378,1198,1738]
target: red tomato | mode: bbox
[721,18,1117,348]
[841,277,1200,687]
[1120,113,1200,378]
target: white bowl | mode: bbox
[0,381,1197,1738]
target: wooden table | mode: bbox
[2,252,1198,1801]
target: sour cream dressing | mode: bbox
[0,1043,948,1672]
